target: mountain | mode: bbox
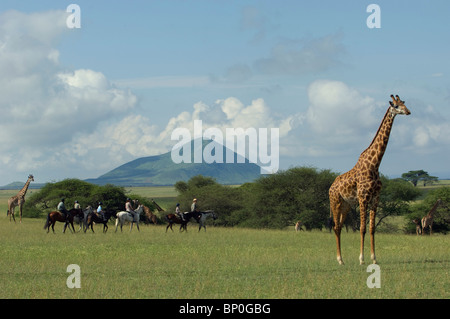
[85,139,262,186]
[0,181,45,190]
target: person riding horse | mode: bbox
[96,201,106,221]
[125,198,137,221]
[190,198,201,222]
[57,198,69,221]
[175,203,185,221]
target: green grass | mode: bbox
[0,218,448,299]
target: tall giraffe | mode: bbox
[421,199,442,235]
[329,95,410,265]
[7,174,34,223]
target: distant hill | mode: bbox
[0,181,45,190]
[85,139,262,186]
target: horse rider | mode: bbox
[57,198,69,221]
[97,201,106,221]
[175,203,185,221]
[125,198,137,221]
[191,198,201,221]
[74,200,81,210]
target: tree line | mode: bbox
[174,167,449,233]
[21,168,450,234]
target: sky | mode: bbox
[0,0,449,185]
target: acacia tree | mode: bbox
[401,170,438,187]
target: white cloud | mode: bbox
[0,10,137,182]
[305,80,378,136]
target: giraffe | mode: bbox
[329,95,410,265]
[421,199,442,236]
[7,174,34,223]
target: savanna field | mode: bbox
[0,215,448,299]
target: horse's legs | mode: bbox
[70,221,76,233]
[136,223,140,232]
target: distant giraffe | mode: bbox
[7,174,34,223]
[329,95,411,265]
[421,199,442,235]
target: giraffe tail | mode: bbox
[6,210,9,216]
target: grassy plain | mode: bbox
[0,186,449,299]
[0,218,448,299]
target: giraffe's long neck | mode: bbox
[359,108,395,171]
[18,178,32,198]
[427,201,441,218]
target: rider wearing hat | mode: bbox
[97,201,106,221]
[175,203,185,221]
[57,198,69,221]
[125,198,137,222]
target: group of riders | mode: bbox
[56,197,201,222]
[56,197,141,222]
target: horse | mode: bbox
[43,208,86,234]
[196,210,217,232]
[115,205,144,232]
[85,209,117,233]
[165,211,200,232]
[73,206,93,232]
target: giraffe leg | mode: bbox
[331,196,350,265]
[19,203,23,224]
[369,209,377,264]
[10,207,16,223]
[359,201,368,265]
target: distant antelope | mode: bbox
[295,221,304,232]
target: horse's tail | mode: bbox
[164,214,169,222]
[43,213,51,229]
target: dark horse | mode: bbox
[44,208,85,233]
[165,211,201,232]
[85,210,117,233]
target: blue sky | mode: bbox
[0,1,449,184]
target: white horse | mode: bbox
[73,206,93,232]
[197,210,217,232]
[115,205,144,232]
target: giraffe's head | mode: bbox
[389,95,411,116]
[28,174,34,182]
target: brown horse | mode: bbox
[43,208,85,233]
[85,210,117,233]
[165,211,201,232]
